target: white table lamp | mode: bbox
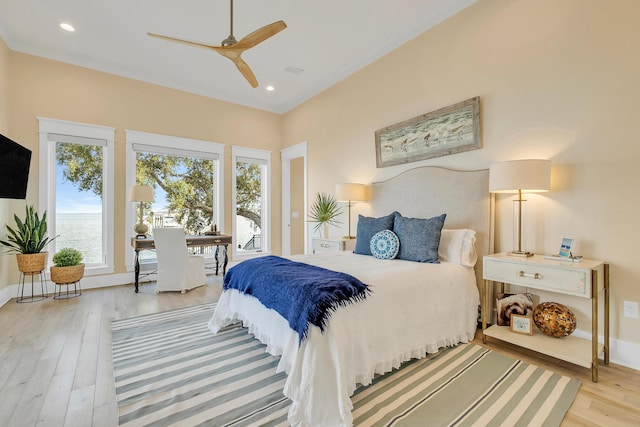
[336,183,366,239]
[489,159,550,257]
[128,185,155,237]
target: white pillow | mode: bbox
[438,229,477,267]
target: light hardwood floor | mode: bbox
[0,277,638,426]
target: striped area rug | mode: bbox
[112,304,580,427]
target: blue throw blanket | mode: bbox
[223,255,370,343]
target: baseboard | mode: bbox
[1,277,637,372]
[0,272,137,306]
[572,329,640,371]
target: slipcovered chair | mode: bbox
[153,227,206,293]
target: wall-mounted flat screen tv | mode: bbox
[0,133,32,199]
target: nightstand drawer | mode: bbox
[312,238,356,253]
[484,257,591,297]
[313,239,341,252]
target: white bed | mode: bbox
[209,167,494,426]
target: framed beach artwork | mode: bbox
[374,96,481,168]
[559,237,575,257]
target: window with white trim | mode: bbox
[232,146,271,258]
[38,117,115,275]
[125,131,224,269]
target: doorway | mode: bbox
[281,142,307,256]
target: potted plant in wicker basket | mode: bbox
[50,248,84,284]
[0,205,55,274]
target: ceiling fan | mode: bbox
[148,0,286,88]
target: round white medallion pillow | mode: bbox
[370,229,400,260]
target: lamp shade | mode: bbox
[489,159,551,193]
[128,185,155,202]
[335,183,365,202]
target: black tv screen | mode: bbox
[0,133,32,199]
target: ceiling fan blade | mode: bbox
[147,32,222,51]
[230,56,258,88]
[234,20,287,50]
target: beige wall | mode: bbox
[0,37,10,289]
[0,36,8,132]
[3,52,283,285]
[283,0,640,346]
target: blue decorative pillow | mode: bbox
[393,212,446,263]
[354,212,397,256]
[370,230,400,260]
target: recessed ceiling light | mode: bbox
[266,86,275,92]
[60,23,75,32]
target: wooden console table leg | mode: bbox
[482,279,487,344]
[134,249,140,293]
[215,245,220,275]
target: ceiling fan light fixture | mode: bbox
[266,85,275,92]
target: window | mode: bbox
[38,117,115,275]
[125,131,224,269]
[232,146,271,258]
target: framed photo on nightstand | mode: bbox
[510,314,533,335]
[559,237,575,257]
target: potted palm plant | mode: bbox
[309,192,342,238]
[0,205,55,273]
[50,247,85,285]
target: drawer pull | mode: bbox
[321,243,329,248]
[519,271,543,279]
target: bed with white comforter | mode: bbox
[208,251,479,426]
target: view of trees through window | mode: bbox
[235,161,264,252]
[135,151,216,235]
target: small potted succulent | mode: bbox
[50,247,85,284]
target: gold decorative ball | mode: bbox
[533,302,577,338]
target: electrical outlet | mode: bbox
[624,301,639,318]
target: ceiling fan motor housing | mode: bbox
[221,35,237,47]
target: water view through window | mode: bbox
[55,142,104,265]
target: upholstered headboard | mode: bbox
[370,166,494,289]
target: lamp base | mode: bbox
[508,250,534,257]
[134,222,149,237]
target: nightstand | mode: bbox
[312,237,356,254]
[482,253,609,382]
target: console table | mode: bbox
[482,253,609,382]
[131,234,232,293]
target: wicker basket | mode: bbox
[16,253,48,274]
[50,264,85,284]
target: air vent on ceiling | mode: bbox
[285,66,305,75]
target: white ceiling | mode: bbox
[0,0,476,114]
